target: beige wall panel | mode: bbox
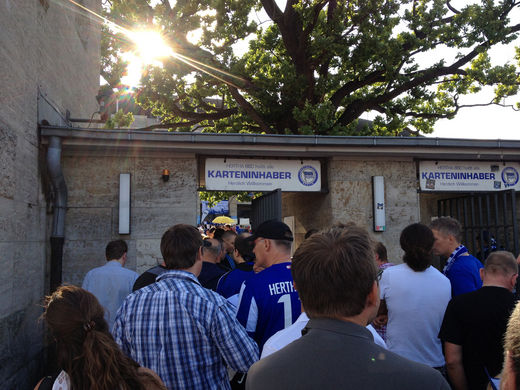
[133,157,198,207]
[328,159,419,263]
[61,155,198,283]
[63,156,133,208]
[282,192,332,250]
[136,238,163,274]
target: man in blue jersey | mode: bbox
[217,232,255,301]
[430,217,483,296]
[236,220,300,352]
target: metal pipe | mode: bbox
[47,136,68,291]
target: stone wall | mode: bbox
[61,151,199,286]
[0,0,100,387]
[283,157,420,262]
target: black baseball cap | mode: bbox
[248,220,294,242]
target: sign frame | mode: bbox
[419,161,520,192]
[204,158,322,192]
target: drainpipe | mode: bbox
[47,136,68,292]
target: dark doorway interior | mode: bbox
[437,190,519,262]
[251,189,282,230]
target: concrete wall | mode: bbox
[0,0,100,387]
[283,157,420,262]
[61,151,199,286]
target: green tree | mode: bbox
[103,0,520,136]
[104,109,135,129]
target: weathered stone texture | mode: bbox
[0,125,17,199]
[328,158,419,262]
[61,155,198,284]
[0,306,45,390]
[284,158,419,262]
[0,0,101,386]
[136,239,163,274]
[62,239,138,287]
[282,192,331,248]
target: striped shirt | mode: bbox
[113,269,259,390]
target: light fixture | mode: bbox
[119,173,131,235]
[162,169,170,182]
[372,176,385,232]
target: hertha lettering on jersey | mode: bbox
[236,262,300,351]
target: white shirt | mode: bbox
[379,263,451,367]
[261,312,387,359]
[82,261,138,330]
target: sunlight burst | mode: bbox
[121,30,174,86]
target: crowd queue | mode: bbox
[34,217,520,390]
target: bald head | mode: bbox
[202,238,222,264]
[481,251,518,291]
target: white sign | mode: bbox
[205,158,321,192]
[419,161,520,192]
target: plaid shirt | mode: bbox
[113,270,259,390]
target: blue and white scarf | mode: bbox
[443,244,469,275]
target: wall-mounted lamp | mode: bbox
[372,176,386,232]
[119,173,131,235]
[162,169,170,182]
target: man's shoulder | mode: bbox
[454,253,483,270]
[82,263,109,282]
[120,266,139,278]
[248,329,447,389]
[249,263,292,282]
[130,273,229,305]
[242,264,293,296]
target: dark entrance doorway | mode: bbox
[251,189,282,230]
[437,190,519,262]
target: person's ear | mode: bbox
[366,281,379,308]
[479,267,485,282]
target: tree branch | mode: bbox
[169,100,238,121]
[446,0,460,14]
[330,70,386,107]
[136,120,202,131]
[228,87,272,133]
[261,0,284,23]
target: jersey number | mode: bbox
[277,294,293,328]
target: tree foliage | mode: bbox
[102,0,520,135]
[104,109,135,129]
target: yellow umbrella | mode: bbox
[212,216,237,225]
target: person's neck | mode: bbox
[271,255,292,265]
[447,243,463,256]
[331,312,371,327]
[109,259,124,266]
[234,256,245,264]
[202,257,218,264]
[483,280,512,291]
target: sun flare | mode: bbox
[121,30,174,87]
[127,30,174,63]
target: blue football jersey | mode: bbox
[236,262,300,350]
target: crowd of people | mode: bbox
[34,217,520,390]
